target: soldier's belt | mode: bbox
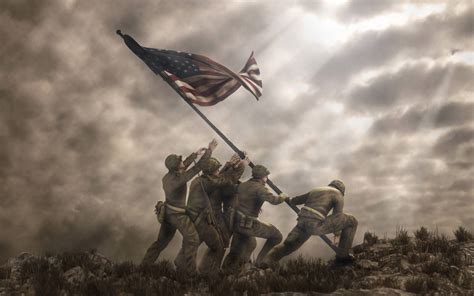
[165,203,187,213]
[186,207,206,225]
[301,206,326,220]
[236,209,258,229]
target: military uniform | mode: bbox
[263,182,358,265]
[223,175,287,268]
[142,150,211,274]
[187,159,244,274]
[208,162,242,248]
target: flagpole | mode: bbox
[116,30,340,254]
[155,70,340,254]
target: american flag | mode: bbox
[118,32,262,106]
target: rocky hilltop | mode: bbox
[0,227,473,295]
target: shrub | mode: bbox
[422,258,447,275]
[414,226,430,241]
[454,226,473,242]
[392,226,410,246]
[113,261,135,278]
[425,277,439,292]
[405,276,425,293]
[363,231,378,246]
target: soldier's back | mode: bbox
[162,172,188,208]
[236,179,265,217]
[303,186,342,217]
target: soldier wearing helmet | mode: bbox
[262,179,358,267]
[223,164,289,269]
[141,139,218,274]
[186,154,246,274]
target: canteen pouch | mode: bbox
[154,201,166,224]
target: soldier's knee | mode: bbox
[346,214,358,227]
[248,238,257,251]
[184,233,200,246]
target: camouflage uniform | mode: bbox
[142,150,211,273]
[223,177,286,268]
[187,160,244,274]
[263,184,358,265]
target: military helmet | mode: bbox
[252,164,270,178]
[203,157,222,175]
[328,179,345,196]
[165,154,182,171]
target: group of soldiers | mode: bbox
[141,139,358,274]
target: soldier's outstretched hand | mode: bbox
[195,147,207,156]
[208,139,218,152]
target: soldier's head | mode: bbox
[328,179,345,196]
[252,164,270,182]
[203,157,222,176]
[165,154,184,173]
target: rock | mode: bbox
[357,259,379,270]
[64,266,86,285]
[7,252,36,283]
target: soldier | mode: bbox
[186,154,245,274]
[208,154,248,249]
[262,180,358,267]
[223,165,289,269]
[141,139,218,274]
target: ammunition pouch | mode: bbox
[154,201,166,224]
[236,210,257,229]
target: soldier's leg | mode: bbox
[196,221,225,274]
[264,221,311,264]
[142,221,177,264]
[238,220,283,265]
[172,214,200,273]
[309,213,358,257]
[223,232,255,269]
[238,235,257,264]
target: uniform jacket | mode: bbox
[187,162,244,213]
[163,149,211,208]
[236,178,286,217]
[290,186,344,220]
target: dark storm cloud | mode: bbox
[347,61,474,113]
[314,5,473,90]
[369,101,474,135]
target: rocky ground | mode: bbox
[0,227,473,295]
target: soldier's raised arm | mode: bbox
[179,139,218,184]
[289,192,309,206]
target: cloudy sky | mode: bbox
[1,0,473,263]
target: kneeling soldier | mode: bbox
[223,165,288,269]
[187,156,245,274]
[263,180,358,266]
